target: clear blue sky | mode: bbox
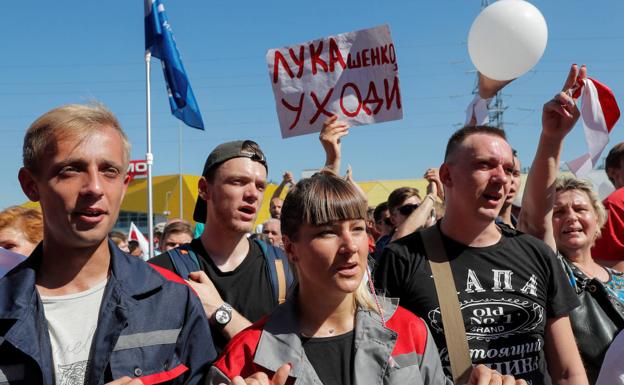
[2,0,623,207]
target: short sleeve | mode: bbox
[545,250,580,318]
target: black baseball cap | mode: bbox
[193,140,267,223]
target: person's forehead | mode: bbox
[264,221,280,231]
[555,189,591,205]
[462,133,512,160]
[215,157,267,179]
[164,231,192,240]
[49,126,125,163]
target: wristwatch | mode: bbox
[214,302,233,327]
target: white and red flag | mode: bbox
[128,222,150,261]
[567,77,620,177]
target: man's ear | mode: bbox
[197,176,210,201]
[606,166,617,186]
[18,167,40,202]
[282,235,298,264]
[439,163,452,188]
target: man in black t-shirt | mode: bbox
[151,140,287,349]
[375,125,587,385]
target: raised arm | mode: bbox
[517,65,584,251]
[271,171,294,201]
[391,180,438,241]
[320,115,349,173]
[466,73,514,125]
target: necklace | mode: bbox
[300,328,335,338]
[573,261,610,282]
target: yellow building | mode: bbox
[119,174,433,229]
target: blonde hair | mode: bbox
[554,176,607,238]
[0,206,43,244]
[23,103,131,174]
[281,170,377,312]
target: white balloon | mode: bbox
[468,0,548,81]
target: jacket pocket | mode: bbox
[110,328,186,384]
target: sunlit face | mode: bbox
[552,189,600,254]
[443,133,514,222]
[285,219,368,298]
[0,226,38,256]
[18,126,129,250]
[201,157,267,235]
[161,232,193,251]
[390,195,421,227]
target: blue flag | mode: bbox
[145,0,204,130]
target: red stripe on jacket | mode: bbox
[385,306,428,356]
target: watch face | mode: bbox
[215,309,231,325]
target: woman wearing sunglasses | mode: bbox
[205,170,524,385]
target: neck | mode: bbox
[37,237,110,296]
[499,204,514,228]
[297,286,356,338]
[440,212,501,247]
[200,226,250,271]
[563,247,593,266]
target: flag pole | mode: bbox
[145,51,155,259]
[178,121,183,219]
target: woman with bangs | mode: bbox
[205,170,524,385]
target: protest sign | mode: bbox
[267,24,402,138]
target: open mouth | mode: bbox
[74,208,107,223]
[337,262,360,276]
[239,206,256,218]
[483,192,502,203]
[563,228,583,235]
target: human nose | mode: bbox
[492,164,509,184]
[338,231,359,254]
[81,168,104,197]
[243,183,260,201]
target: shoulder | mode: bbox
[383,230,425,259]
[500,226,556,257]
[385,306,429,356]
[606,187,624,203]
[212,317,269,377]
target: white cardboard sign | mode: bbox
[267,25,403,138]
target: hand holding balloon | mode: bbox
[468,0,548,81]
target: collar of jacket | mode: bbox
[0,239,168,385]
[0,239,166,318]
[253,297,399,383]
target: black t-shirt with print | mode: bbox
[374,223,579,385]
[151,238,275,348]
[302,331,355,385]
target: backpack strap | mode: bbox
[166,244,201,280]
[421,225,472,385]
[254,239,293,304]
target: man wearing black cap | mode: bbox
[150,140,292,349]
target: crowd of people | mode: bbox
[1,64,624,385]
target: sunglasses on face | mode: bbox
[398,203,420,216]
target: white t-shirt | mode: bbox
[40,279,107,385]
